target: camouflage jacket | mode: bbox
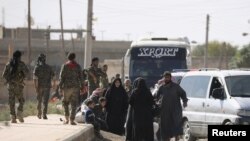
[87,66,105,87]
[33,64,55,88]
[100,72,109,89]
[2,61,29,85]
[59,61,83,89]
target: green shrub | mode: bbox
[0,106,11,121]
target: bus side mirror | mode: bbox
[212,88,225,100]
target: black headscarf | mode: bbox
[105,77,127,113]
[137,78,148,92]
[133,77,150,95]
[132,77,142,89]
[110,78,124,90]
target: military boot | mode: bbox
[37,110,42,119]
[17,111,24,123]
[43,114,48,120]
[63,116,69,124]
[70,119,77,125]
[37,113,42,119]
[11,115,17,123]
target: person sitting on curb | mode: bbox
[85,99,104,139]
[93,97,108,131]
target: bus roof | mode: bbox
[131,37,190,48]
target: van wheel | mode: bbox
[182,120,196,141]
[224,121,233,125]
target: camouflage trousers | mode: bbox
[37,87,50,116]
[62,88,80,120]
[7,83,25,118]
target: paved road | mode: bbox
[100,131,207,141]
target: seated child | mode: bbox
[84,99,103,139]
[93,97,108,131]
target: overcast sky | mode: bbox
[1,0,250,46]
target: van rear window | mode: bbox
[180,76,211,98]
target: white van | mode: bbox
[180,70,250,141]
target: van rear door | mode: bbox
[180,75,211,137]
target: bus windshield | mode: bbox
[129,46,187,87]
[130,59,186,77]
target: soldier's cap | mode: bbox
[13,50,22,58]
[92,57,99,62]
[162,71,172,77]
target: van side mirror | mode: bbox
[212,88,225,100]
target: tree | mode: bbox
[192,41,237,57]
[234,43,250,68]
[192,41,237,69]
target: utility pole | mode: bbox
[71,33,75,51]
[59,0,65,56]
[100,30,105,40]
[126,33,131,41]
[84,0,93,68]
[28,0,31,67]
[45,26,50,56]
[225,43,228,69]
[2,8,5,26]
[148,32,153,36]
[204,14,210,68]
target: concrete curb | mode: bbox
[61,124,94,141]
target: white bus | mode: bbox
[123,37,191,87]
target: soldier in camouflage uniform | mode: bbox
[33,54,55,119]
[100,64,109,89]
[59,53,83,125]
[2,50,29,123]
[87,57,104,97]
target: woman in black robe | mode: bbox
[105,78,128,135]
[126,78,154,141]
[125,77,140,141]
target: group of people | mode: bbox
[2,50,189,141]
